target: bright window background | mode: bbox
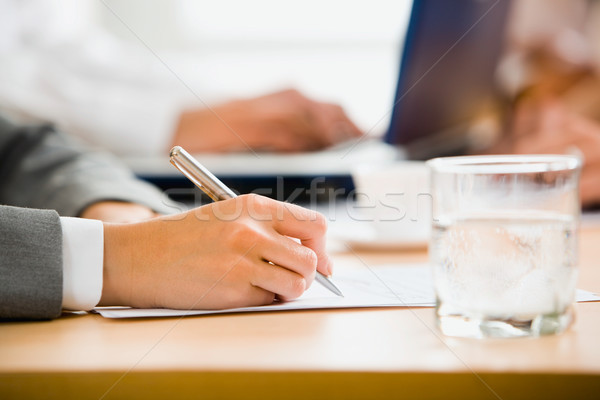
[97,0,413,134]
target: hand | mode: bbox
[172,89,363,153]
[79,201,158,223]
[500,99,600,206]
[99,194,332,310]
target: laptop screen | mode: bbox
[385,0,512,159]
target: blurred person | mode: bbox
[490,0,600,206]
[0,0,362,156]
[0,115,331,320]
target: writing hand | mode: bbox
[99,194,332,309]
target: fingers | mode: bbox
[512,104,600,207]
[266,89,363,150]
[511,97,565,142]
[187,280,276,310]
[176,88,362,153]
[203,194,333,290]
[310,102,363,145]
[511,98,541,139]
[578,149,600,207]
[249,261,311,301]
[511,100,599,154]
[257,234,318,285]
[580,169,600,207]
[232,195,333,276]
[537,100,567,138]
[268,201,333,276]
[265,117,323,152]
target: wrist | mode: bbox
[80,201,158,223]
[99,223,134,306]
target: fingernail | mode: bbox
[326,258,334,276]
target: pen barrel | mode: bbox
[170,146,237,201]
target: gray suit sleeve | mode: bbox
[0,206,63,320]
[0,117,176,216]
[0,116,178,319]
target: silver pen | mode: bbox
[169,146,343,297]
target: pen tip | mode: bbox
[170,146,182,157]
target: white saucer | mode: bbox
[330,221,429,251]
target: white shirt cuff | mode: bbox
[60,217,104,311]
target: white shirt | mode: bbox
[60,217,104,310]
[0,0,185,155]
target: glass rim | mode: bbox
[426,154,582,174]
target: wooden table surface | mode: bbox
[2,228,600,400]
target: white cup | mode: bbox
[351,161,432,242]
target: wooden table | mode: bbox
[2,228,600,400]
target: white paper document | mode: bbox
[94,264,600,319]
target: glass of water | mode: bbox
[427,155,582,338]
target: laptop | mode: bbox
[126,0,512,199]
[386,0,512,160]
